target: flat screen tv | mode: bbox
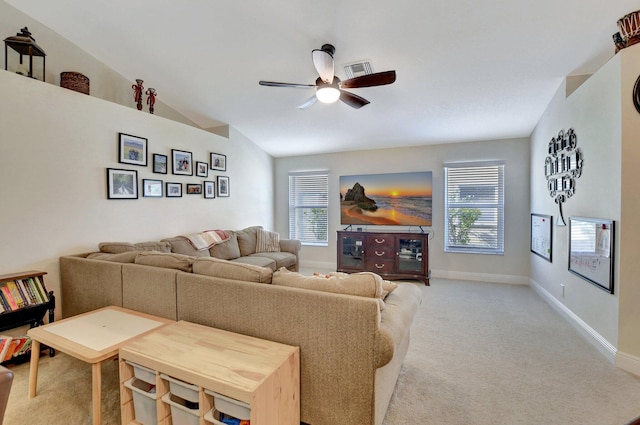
[339,171,432,226]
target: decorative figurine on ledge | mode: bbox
[146,87,157,114]
[132,79,144,110]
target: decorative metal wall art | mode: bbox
[132,79,144,110]
[146,88,157,114]
[544,128,583,226]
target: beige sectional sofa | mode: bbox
[59,227,422,425]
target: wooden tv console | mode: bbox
[337,230,430,285]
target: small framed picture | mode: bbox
[210,153,226,171]
[107,168,138,199]
[186,183,202,195]
[217,176,230,197]
[172,149,193,175]
[204,181,216,199]
[118,133,147,166]
[166,182,182,197]
[142,179,163,198]
[196,161,208,177]
[153,154,168,174]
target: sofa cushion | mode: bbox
[134,251,196,272]
[272,269,385,300]
[235,226,262,256]
[256,228,280,253]
[231,256,277,271]
[248,252,296,271]
[86,251,139,263]
[209,232,241,260]
[161,237,211,258]
[193,257,273,283]
[99,242,137,254]
[134,241,172,252]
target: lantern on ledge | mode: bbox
[4,27,46,81]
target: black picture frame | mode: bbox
[107,168,138,199]
[204,181,216,199]
[171,149,193,176]
[142,179,163,198]
[153,154,168,174]
[217,176,230,197]
[196,161,208,177]
[568,216,615,294]
[530,213,552,262]
[118,133,147,166]
[166,182,182,198]
[186,183,202,195]
[210,153,226,171]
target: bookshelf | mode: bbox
[0,270,55,364]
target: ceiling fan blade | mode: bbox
[259,81,315,88]
[339,70,396,89]
[312,48,334,84]
[339,90,370,109]
[297,95,318,110]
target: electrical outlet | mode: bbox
[560,284,565,298]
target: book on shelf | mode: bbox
[0,286,18,311]
[27,277,45,303]
[0,335,32,362]
[19,279,37,305]
[5,281,25,309]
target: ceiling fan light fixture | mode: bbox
[316,86,340,103]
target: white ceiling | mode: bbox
[7,0,640,157]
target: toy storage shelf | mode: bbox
[119,320,299,425]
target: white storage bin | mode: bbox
[203,408,240,425]
[124,377,158,425]
[125,360,156,385]
[204,389,251,420]
[162,393,199,425]
[160,373,199,404]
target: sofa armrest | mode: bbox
[279,238,301,256]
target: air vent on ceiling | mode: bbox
[343,61,373,79]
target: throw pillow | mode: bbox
[134,251,196,272]
[192,257,273,283]
[256,229,280,253]
[381,280,398,299]
[235,226,263,256]
[134,241,172,253]
[209,232,241,260]
[87,251,138,263]
[99,242,137,254]
[273,268,384,299]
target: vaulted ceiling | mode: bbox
[6,0,640,157]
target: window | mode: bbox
[289,171,329,246]
[444,162,504,254]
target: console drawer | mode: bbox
[364,259,394,274]
[365,234,394,248]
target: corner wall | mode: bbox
[0,70,274,316]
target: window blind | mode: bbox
[288,171,329,246]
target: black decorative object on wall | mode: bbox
[544,129,583,226]
[633,75,640,113]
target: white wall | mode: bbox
[0,70,274,315]
[275,138,531,283]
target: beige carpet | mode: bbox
[3,278,640,425]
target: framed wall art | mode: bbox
[166,182,182,198]
[568,216,614,294]
[217,176,230,197]
[153,154,168,174]
[210,153,226,171]
[196,161,208,177]
[142,179,163,198]
[172,149,193,175]
[186,183,202,195]
[107,168,138,199]
[204,181,216,199]
[118,133,147,166]
[530,213,552,262]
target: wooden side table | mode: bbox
[119,320,300,425]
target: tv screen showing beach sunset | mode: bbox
[340,171,432,226]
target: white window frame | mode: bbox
[444,161,504,255]
[288,171,329,246]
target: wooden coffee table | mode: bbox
[27,306,174,425]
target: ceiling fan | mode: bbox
[259,44,396,109]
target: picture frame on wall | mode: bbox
[210,153,226,171]
[204,181,216,199]
[171,149,193,175]
[186,183,202,195]
[530,213,552,262]
[568,216,615,294]
[166,182,182,197]
[118,133,148,166]
[217,176,230,197]
[142,179,163,198]
[153,154,168,174]
[107,168,138,199]
[196,161,208,177]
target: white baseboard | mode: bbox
[431,269,529,285]
[529,278,617,364]
[617,351,640,377]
